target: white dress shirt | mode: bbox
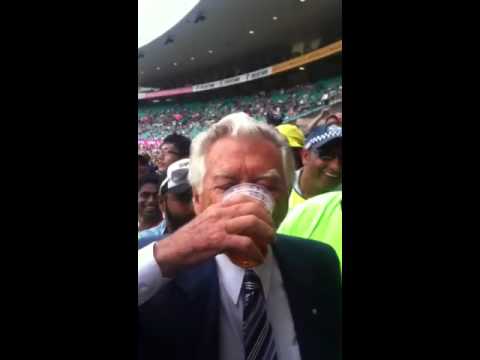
[138,242,170,306]
[138,244,302,360]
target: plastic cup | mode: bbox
[222,183,275,268]
[223,183,274,213]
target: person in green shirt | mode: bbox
[288,124,342,210]
[279,191,342,267]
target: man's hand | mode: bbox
[153,195,275,277]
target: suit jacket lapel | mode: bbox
[175,259,220,360]
[273,236,340,360]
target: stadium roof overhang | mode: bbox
[138,0,341,89]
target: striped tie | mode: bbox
[242,269,278,360]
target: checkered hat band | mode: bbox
[306,128,342,149]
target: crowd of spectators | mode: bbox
[138,77,342,141]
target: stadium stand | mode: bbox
[138,77,342,141]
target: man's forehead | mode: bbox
[209,168,282,182]
[140,183,158,192]
[206,136,279,156]
[206,136,281,168]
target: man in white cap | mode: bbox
[138,158,195,249]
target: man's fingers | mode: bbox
[224,215,275,243]
[220,199,274,227]
[155,200,273,274]
[223,234,265,264]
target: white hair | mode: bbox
[188,112,295,193]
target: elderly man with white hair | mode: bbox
[138,113,341,360]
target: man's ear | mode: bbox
[159,195,166,214]
[192,189,202,215]
[301,148,310,166]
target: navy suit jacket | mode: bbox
[138,235,342,360]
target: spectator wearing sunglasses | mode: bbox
[288,124,342,210]
[138,159,195,249]
[157,133,191,175]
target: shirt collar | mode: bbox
[293,168,304,197]
[215,246,273,305]
[159,220,167,234]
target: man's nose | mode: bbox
[147,194,158,203]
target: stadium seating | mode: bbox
[138,77,341,140]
